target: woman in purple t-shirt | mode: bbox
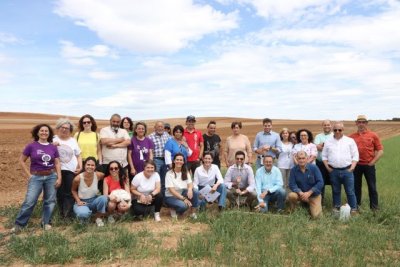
[128,122,154,177]
[12,124,62,233]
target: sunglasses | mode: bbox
[83,121,91,124]
[333,129,343,132]
[109,167,119,171]
[236,157,245,161]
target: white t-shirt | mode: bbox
[165,170,192,197]
[131,171,160,195]
[53,136,81,172]
[277,142,294,169]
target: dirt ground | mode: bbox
[1,112,399,207]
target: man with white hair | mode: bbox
[322,121,359,213]
[288,151,324,219]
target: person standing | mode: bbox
[253,118,282,170]
[148,121,171,194]
[203,120,222,168]
[127,122,154,176]
[350,115,384,211]
[74,114,102,163]
[184,115,204,175]
[99,114,131,175]
[322,122,359,213]
[12,124,62,232]
[292,129,317,165]
[224,121,253,167]
[314,120,333,200]
[277,128,294,189]
[53,118,82,219]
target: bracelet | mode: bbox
[182,196,187,201]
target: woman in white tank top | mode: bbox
[71,157,108,226]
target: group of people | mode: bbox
[11,114,383,232]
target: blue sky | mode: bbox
[0,0,399,120]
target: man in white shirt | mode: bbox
[99,114,131,177]
[322,121,359,212]
[224,150,257,210]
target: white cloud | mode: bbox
[255,8,400,53]
[236,0,349,21]
[0,32,19,45]
[60,40,117,66]
[88,70,119,80]
[54,0,239,53]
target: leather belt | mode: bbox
[328,165,351,170]
[31,169,54,176]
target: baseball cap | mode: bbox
[186,115,196,122]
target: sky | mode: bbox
[0,0,399,120]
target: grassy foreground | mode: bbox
[0,136,399,266]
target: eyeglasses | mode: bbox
[109,167,119,171]
[60,126,70,131]
[236,157,245,161]
[333,129,343,132]
[83,121,91,125]
[291,136,296,139]
[357,121,367,124]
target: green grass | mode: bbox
[0,136,399,266]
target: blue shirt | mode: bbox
[289,164,324,196]
[253,131,282,159]
[255,166,283,202]
[164,138,189,162]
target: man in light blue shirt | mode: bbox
[253,118,282,169]
[255,155,286,213]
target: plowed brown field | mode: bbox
[1,112,399,207]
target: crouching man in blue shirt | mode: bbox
[255,155,286,213]
[288,151,324,219]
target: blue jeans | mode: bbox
[198,184,227,209]
[15,173,57,227]
[73,195,108,220]
[164,189,199,214]
[153,158,167,196]
[329,169,357,210]
[260,188,286,213]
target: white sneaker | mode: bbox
[108,215,115,224]
[154,212,161,222]
[95,218,104,227]
[170,209,177,219]
[44,224,52,231]
[190,213,198,220]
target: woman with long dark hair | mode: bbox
[72,157,107,226]
[12,124,62,232]
[103,161,130,222]
[164,153,199,219]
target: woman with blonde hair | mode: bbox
[54,118,82,219]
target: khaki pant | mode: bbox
[288,192,322,219]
